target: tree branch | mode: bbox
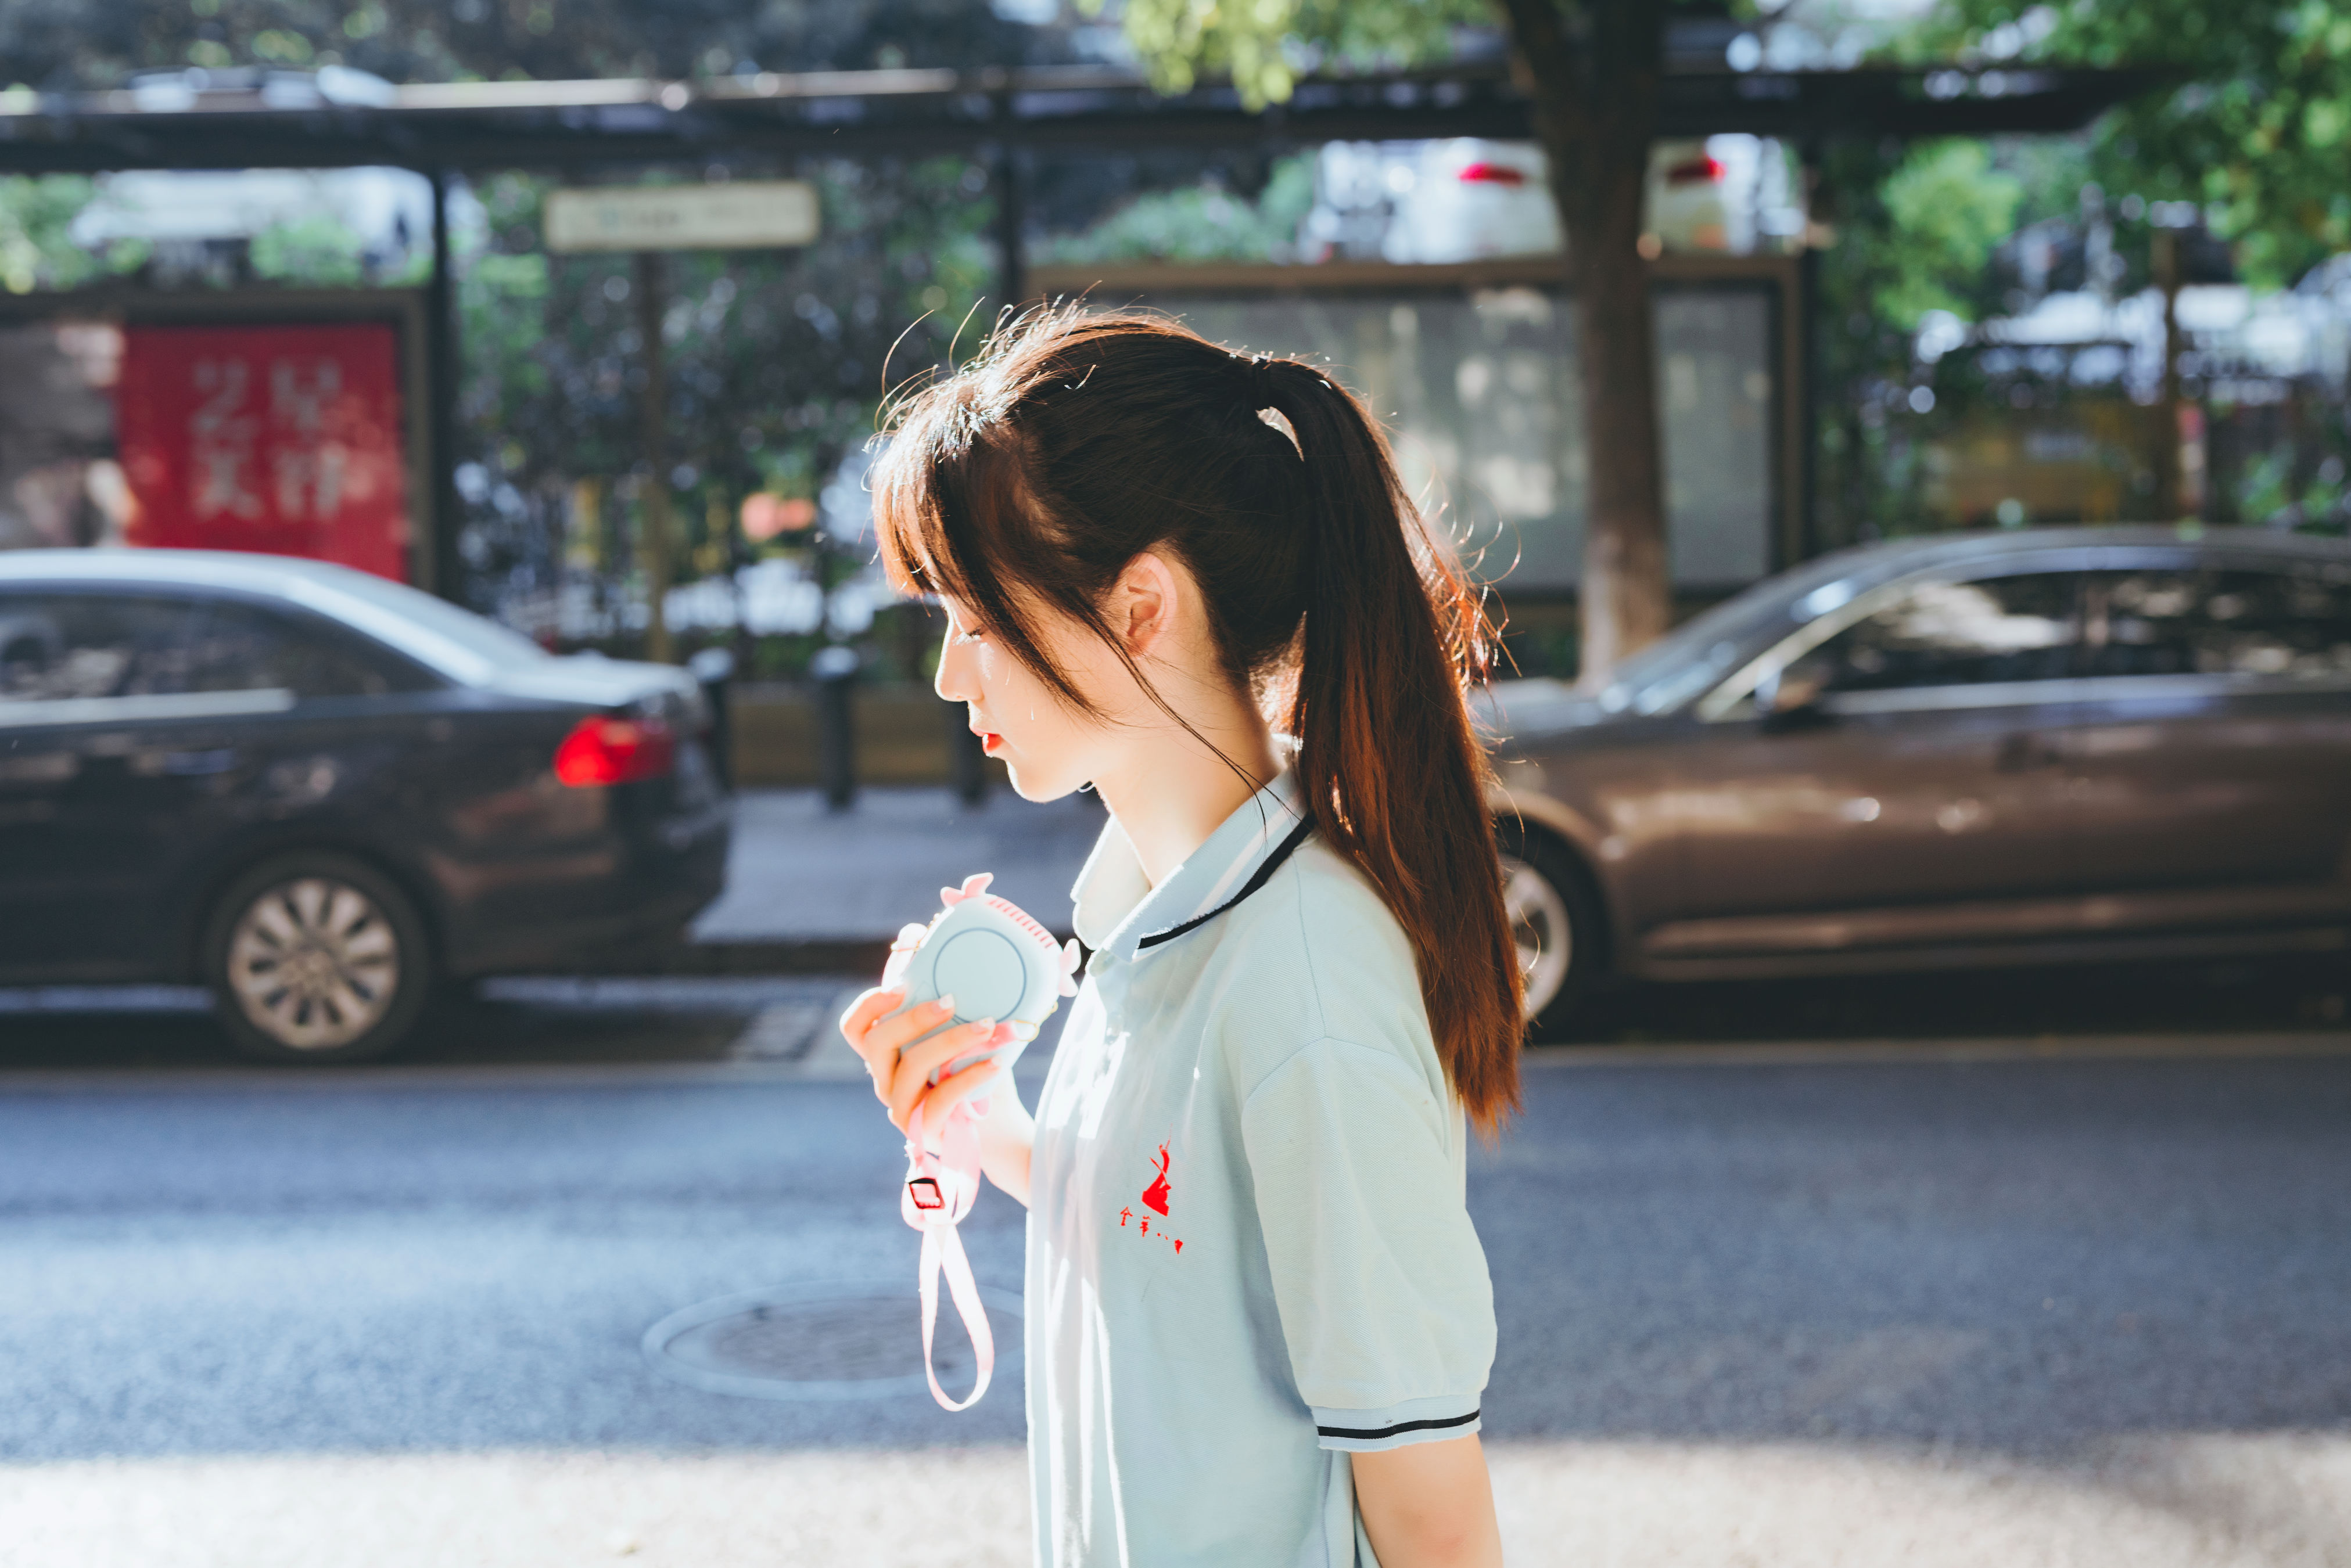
[1489,0,1590,148]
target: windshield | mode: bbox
[1600,553,1864,714]
[291,568,548,672]
[1602,580,1789,709]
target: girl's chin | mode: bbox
[1003,763,1089,804]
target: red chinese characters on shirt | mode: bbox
[116,323,412,581]
[1118,1145,1185,1256]
[1142,1143,1172,1215]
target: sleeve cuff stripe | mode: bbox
[1315,1409,1480,1441]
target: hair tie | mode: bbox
[1244,354,1280,409]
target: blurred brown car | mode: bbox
[1483,526,2351,1035]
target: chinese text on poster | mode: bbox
[116,323,410,581]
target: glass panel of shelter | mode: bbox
[1150,288,1774,592]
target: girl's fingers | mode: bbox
[838,985,904,1046]
[860,994,960,1065]
[909,1058,1006,1131]
[888,1018,999,1131]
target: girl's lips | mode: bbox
[979,731,1004,756]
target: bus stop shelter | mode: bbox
[0,58,2163,599]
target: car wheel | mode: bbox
[1494,821,1600,1042]
[202,852,432,1064]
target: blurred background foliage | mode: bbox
[453,159,995,660]
[1923,0,2351,287]
[0,0,1044,86]
[0,174,145,292]
[1032,152,1318,267]
[0,0,2340,662]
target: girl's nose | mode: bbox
[934,639,971,703]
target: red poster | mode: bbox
[116,323,411,581]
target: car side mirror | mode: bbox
[1756,661,1833,730]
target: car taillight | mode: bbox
[1457,161,1529,186]
[555,714,675,787]
[1666,155,1725,186]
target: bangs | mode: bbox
[871,396,1091,709]
[868,430,957,602]
[871,362,1035,612]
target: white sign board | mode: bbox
[544,181,820,253]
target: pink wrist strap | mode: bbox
[902,1098,995,1411]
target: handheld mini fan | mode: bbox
[886,873,1079,1411]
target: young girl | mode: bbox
[838,308,1523,1568]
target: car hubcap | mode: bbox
[227,877,401,1050]
[1501,855,1573,1022]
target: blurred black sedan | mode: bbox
[0,549,730,1062]
[1485,526,2351,1036]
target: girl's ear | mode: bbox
[1116,550,1180,658]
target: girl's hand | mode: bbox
[838,984,1008,1143]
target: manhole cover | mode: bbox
[643,1280,1022,1401]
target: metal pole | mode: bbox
[1795,141,1822,565]
[2153,227,2182,522]
[947,696,988,805]
[813,643,859,811]
[634,250,676,661]
[993,142,1025,317]
[426,170,462,599]
[931,145,1021,807]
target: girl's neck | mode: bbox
[1094,716,1282,889]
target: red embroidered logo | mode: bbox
[1141,1143,1172,1215]
[1117,1143,1187,1256]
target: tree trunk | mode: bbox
[1496,0,1671,688]
[1568,171,1670,677]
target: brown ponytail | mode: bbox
[873,307,1523,1133]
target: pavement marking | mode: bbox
[726,1003,835,1063]
[8,1434,2349,1567]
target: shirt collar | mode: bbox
[1070,767,1308,961]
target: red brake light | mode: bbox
[1666,155,1725,186]
[1456,161,1529,186]
[555,714,675,787]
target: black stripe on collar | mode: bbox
[1134,815,1315,951]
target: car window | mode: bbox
[1806,573,2082,694]
[293,568,549,670]
[187,600,434,700]
[0,592,433,709]
[2080,566,2351,681]
[0,594,210,702]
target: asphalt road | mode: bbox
[5,979,2351,1565]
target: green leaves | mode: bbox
[1934,0,2351,286]
[1875,140,2023,326]
[1083,0,1483,109]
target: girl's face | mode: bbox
[933,594,1124,803]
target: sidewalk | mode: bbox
[13,1433,2350,1567]
[681,787,1104,967]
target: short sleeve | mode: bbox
[1240,1037,1495,1452]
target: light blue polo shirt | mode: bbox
[1025,768,1496,1568]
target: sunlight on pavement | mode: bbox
[6,1435,2349,1567]
[1489,1435,2351,1567]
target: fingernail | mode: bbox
[933,994,956,1013]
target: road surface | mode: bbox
[3,980,2350,1566]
